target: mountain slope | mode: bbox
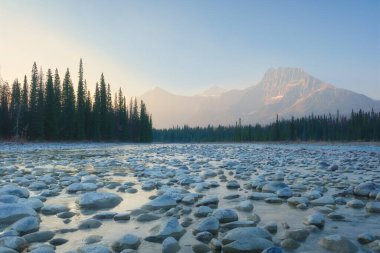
[141,68,380,128]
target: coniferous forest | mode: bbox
[153,110,380,142]
[0,60,153,142]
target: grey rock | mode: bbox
[0,203,37,225]
[162,237,180,253]
[78,244,112,253]
[346,199,365,208]
[9,216,40,235]
[78,218,102,230]
[193,217,220,235]
[0,236,28,252]
[142,194,177,211]
[145,217,185,243]
[136,213,161,222]
[111,234,141,252]
[213,209,238,223]
[23,231,55,243]
[319,234,358,253]
[194,206,213,218]
[303,213,325,228]
[0,185,29,198]
[41,205,69,215]
[366,202,380,213]
[78,192,122,209]
[354,182,379,197]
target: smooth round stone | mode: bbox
[210,238,222,251]
[78,243,112,253]
[223,237,274,253]
[0,236,28,252]
[223,194,240,200]
[0,185,29,198]
[365,202,380,213]
[265,197,283,204]
[145,217,186,243]
[213,209,238,223]
[41,204,69,215]
[196,196,219,208]
[67,183,98,193]
[49,238,68,246]
[181,195,195,205]
[192,243,210,253]
[262,247,284,253]
[0,203,37,225]
[264,221,277,234]
[226,180,240,189]
[85,235,103,245]
[10,216,40,235]
[0,246,18,253]
[287,197,309,206]
[194,206,213,218]
[29,246,55,253]
[354,182,379,197]
[23,231,55,243]
[236,200,253,212]
[367,240,380,252]
[281,238,300,249]
[195,231,213,243]
[111,234,141,252]
[262,182,288,193]
[285,229,309,241]
[303,213,325,228]
[77,192,123,210]
[310,195,335,206]
[114,213,131,221]
[142,194,177,211]
[78,218,102,230]
[318,234,358,253]
[276,187,293,198]
[222,227,272,244]
[327,212,346,221]
[357,233,375,244]
[193,217,220,235]
[93,212,117,220]
[57,211,76,219]
[162,237,180,253]
[136,213,161,222]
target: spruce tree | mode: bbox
[99,74,107,139]
[10,79,21,138]
[0,82,11,138]
[36,67,45,138]
[28,62,39,140]
[76,59,86,139]
[53,69,61,137]
[20,75,29,138]
[44,69,57,139]
[61,68,75,139]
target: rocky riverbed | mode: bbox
[0,143,380,253]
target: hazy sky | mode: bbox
[0,0,379,99]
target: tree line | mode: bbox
[153,110,380,142]
[0,60,152,142]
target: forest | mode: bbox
[153,110,380,142]
[0,60,152,142]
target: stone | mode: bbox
[346,199,365,208]
[226,180,240,189]
[67,183,98,193]
[114,213,131,221]
[354,182,379,197]
[78,218,102,229]
[222,227,272,244]
[0,236,28,252]
[49,238,68,246]
[85,235,103,244]
[23,231,55,243]
[276,187,293,198]
[196,196,219,208]
[0,185,29,198]
[318,234,358,253]
[195,231,213,243]
[357,233,374,244]
[136,213,161,222]
[262,182,288,193]
[41,204,69,215]
[213,209,238,223]
[194,206,213,218]
[236,200,253,212]
[262,247,284,253]
[310,195,335,206]
[0,246,18,253]
[303,213,325,228]
[193,217,220,235]
[285,228,309,241]
[192,243,210,253]
[0,203,37,225]
[145,217,185,243]
[78,192,122,209]
[281,238,300,249]
[264,221,277,234]
[78,244,112,253]
[9,216,40,235]
[29,247,55,253]
[93,211,117,220]
[287,197,309,206]
[111,234,141,252]
[142,194,177,211]
[223,237,274,253]
[366,202,380,213]
[249,192,277,200]
[162,237,180,253]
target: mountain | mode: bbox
[141,68,380,129]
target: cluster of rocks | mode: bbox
[0,143,379,253]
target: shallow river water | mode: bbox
[0,143,379,253]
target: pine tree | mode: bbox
[84,81,92,139]
[20,75,29,138]
[10,79,21,138]
[36,67,45,138]
[99,74,108,139]
[53,69,61,137]
[76,59,86,139]
[92,82,101,139]
[44,69,58,139]
[61,68,75,139]
[28,62,39,140]
[0,82,11,138]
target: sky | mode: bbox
[0,0,379,99]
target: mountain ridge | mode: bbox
[140,68,380,128]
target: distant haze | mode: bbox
[141,68,380,128]
[0,0,379,99]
